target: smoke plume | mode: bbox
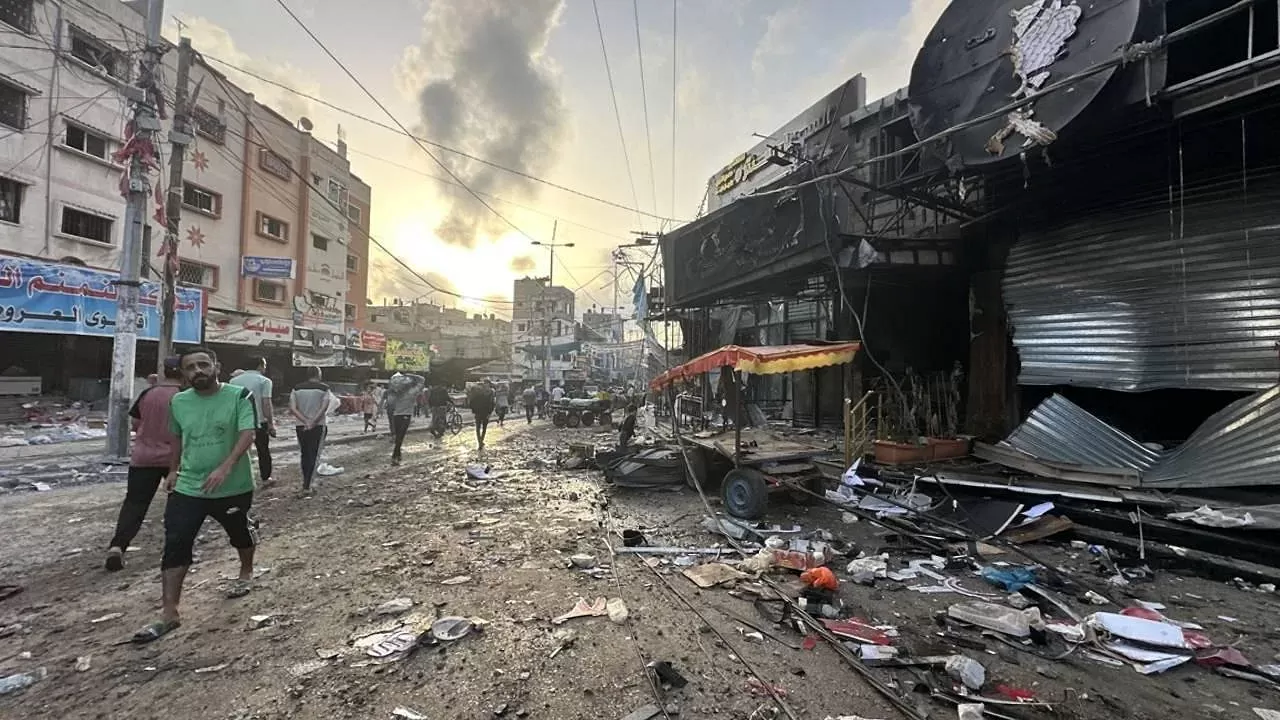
[401,0,568,248]
[509,255,537,273]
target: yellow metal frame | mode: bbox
[843,391,875,467]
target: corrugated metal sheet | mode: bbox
[1004,394,1161,470]
[998,387,1280,488]
[1005,193,1280,391]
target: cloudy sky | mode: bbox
[164,0,947,317]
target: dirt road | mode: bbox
[3,420,1280,720]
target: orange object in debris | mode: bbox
[801,566,839,592]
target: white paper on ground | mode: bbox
[1018,502,1056,526]
[1088,612,1188,649]
[1105,642,1193,674]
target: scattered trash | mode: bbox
[0,623,22,638]
[947,602,1038,638]
[1104,642,1192,674]
[393,707,429,720]
[682,562,747,589]
[646,660,688,688]
[367,631,422,661]
[193,662,229,674]
[858,645,899,662]
[1083,591,1110,606]
[316,462,345,477]
[622,529,646,547]
[89,612,123,624]
[946,655,986,690]
[1167,506,1256,529]
[569,554,597,569]
[1006,593,1032,610]
[841,512,860,524]
[995,684,1037,702]
[552,597,608,625]
[606,598,629,624]
[74,656,91,672]
[465,464,495,480]
[549,629,576,658]
[248,614,275,629]
[431,616,474,642]
[1254,709,1280,720]
[847,554,888,584]
[980,566,1036,592]
[957,703,985,720]
[375,598,415,616]
[741,630,765,643]
[441,575,472,586]
[741,549,776,574]
[0,668,45,696]
[821,619,893,646]
[801,566,839,592]
[1087,612,1204,650]
[746,677,788,698]
[620,704,663,720]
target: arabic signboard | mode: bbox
[291,348,343,368]
[385,338,431,372]
[241,256,295,279]
[205,310,293,347]
[0,255,203,342]
[345,328,387,352]
[706,75,866,212]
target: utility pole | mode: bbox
[531,223,573,392]
[157,37,195,371]
[106,0,165,462]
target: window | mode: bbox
[258,147,292,180]
[327,178,347,206]
[0,0,33,33]
[0,81,28,131]
[191,106,226,145]
[63,123,109,159]
[69,28,127,81]
[257,213,288,242]
[455,347,466,357]
[517,322,527,333]
[0,178,23,224]
[178,259,217,289]
[347,203,362,224]
[60,207,112,244]
[253,279,285,304]
[345,254,358,272]
[344,303,356,321]
[182,182,221,216]
[312,234,329,252]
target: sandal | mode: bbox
[105,548,124,572]
[225,580,251,599]
[132,619,181,644]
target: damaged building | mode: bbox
[660,0,1280,492]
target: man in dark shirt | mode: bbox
[618,403,638,451]
[467,380,496,450]
[106,357,183,571]
[427,383,452,439]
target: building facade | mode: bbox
[0,0,376,395]
[511,276,576,386]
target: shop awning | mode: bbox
[650,342,860,390]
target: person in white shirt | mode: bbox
[228,357,275,486]
[550,384,565,402]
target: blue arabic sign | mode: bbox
[0,255,204,342]
[241,255,295,279]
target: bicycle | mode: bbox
[446,407,463,435]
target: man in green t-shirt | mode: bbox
[134,347,259,644]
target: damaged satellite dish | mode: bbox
[908,0,1143,169]
[298,116,314,132]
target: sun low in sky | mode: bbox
[165,0,948,318]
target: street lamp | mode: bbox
[531,225,575,390]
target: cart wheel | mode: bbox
[601,412,613,427]
[722,468,768,520]
[566,412,582,428]
[581,411,595,427]
[552,412,568,428]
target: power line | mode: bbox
[591,0,644,231]
[203,69,516,307]
[632,0,659,220]
[196,52,686,224]
[670,0,678,222]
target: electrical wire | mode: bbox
[195,52,685,225]
[202,69,517,308]
[591,0,644,231]
[632,0,659,219]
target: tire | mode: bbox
[566,413,582,429]
[552,412,568,428]
[601,413,613,427]
[581,412,595,427]
[722,468,768,520]
[448,412,462,435]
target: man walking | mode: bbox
[521,385,537,424]
[427,382,452,439]
[105,357,182,571]
[382,371,425,465]
[133,348,259,643]
[360,384,378,433]
[467,380,496,450]
[494,383,510,427]
[229,357,275,487]
[289,367,331,494]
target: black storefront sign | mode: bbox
[662,178,825,308]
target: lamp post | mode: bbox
[531,226,574,391]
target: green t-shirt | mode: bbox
[169,383,259,498]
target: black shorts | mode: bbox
[162,491,258,570]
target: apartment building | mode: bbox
[510,277,576,387]
[366,301,509,362]
[0,0,376,393]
